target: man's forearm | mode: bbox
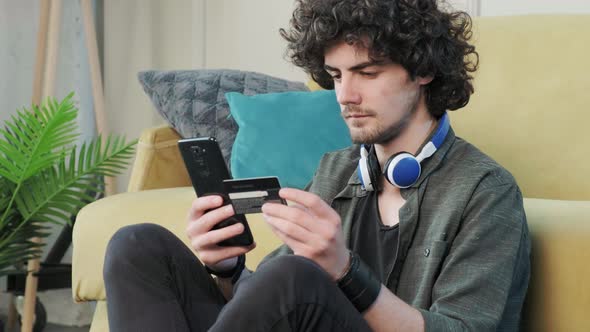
[214,268,252,301]
[363,285,425,332]
[215,277,234,300]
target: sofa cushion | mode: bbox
[226,90,352,189]
[138,69,308,167]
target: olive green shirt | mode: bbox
[263,127,531,331]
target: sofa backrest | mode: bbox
[449,15,590,331]
[450,15,590,201]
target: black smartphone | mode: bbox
[178,137,254,247]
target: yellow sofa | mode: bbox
[72,15,590,331]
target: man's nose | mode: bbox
[336,78,361,106]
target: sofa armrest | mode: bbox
[72,187,281,302]
[522,198,590,331]
[72,187,195,302]
[127,125,191,192]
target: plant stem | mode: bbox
[0,181,22,230]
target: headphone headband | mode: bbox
[415,112,450,162]
[432,112,450,148]
[358,112,450,190]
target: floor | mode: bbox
[1,314,89,332]
[0,288,93,332]
[0,315,90,332]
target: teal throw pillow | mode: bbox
[226,90,352,189]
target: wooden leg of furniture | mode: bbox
[20,256,41,332]
[6,293,18,329]
[81,0,116,196]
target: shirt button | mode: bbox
[424,249,430,257]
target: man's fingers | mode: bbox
[261,202,332,236]
[263,213,315,244]
[188,195,225,221]
[191,222,245,249]
[265,219,311,255]
[278,188,338,222]
[186,204,235,237]
[198,244,256,266]
[262,203,311,229]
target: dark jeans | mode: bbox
[103,223,372,332]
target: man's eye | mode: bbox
[360,71,377,77]
[330,74,341,81]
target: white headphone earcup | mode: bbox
[358,145,375,191]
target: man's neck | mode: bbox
[374,108,437,170]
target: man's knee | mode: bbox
[103,223,173,280]
[229,255,340,318]
[247,255,333,293]
[259,255,327,278]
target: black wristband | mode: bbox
[337,252,381,313]
[205,254,245,284]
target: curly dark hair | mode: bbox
[280,0,479,117]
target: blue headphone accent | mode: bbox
[358,112,450,190]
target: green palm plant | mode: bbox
[0,93,137,276]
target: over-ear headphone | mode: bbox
[357,112,450,190]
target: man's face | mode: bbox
[324,41,429,145]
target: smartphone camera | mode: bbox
[191,146,206,156]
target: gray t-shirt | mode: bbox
[349,190,399,283]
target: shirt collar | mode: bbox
[337,126,456,199]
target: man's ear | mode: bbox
[417,75,434,85]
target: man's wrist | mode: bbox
[335,250,354,281]
[205,254,245,284]
[336,251,381,313]
[207,256,239,272]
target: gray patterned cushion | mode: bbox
[138,69,308,166]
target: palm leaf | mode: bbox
[1,136,136,252]
[0,94,78,230]
[0,93,77,184]
[0,93,137,277]
[0,208,50,275]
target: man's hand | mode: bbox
[186,195,255,266]
[261,188,350,280]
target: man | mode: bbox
[104,0,530,331]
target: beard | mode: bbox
[343,89,421,145]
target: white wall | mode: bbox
[103,0,201,192]
[446,0,590,16]
[481,0,590,16]
[205,0,307,81]
[0,0,95,143]
[0,0,38,125]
